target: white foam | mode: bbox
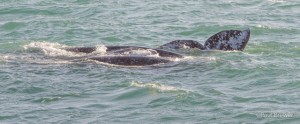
[256,24,271,29]
[27,60,74,64]
[119,48,160,57]
[198,56,217,61]
[0,55,8,61]
[92,45,107,55]
[23,42,87,57]
[268,0,286,3]
[130,81,188,92]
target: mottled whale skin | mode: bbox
[160,28,250,51]
[65,29,250,66]
[204,29,250,51]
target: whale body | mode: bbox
[64,29,251,66]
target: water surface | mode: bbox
[1,0,300,123]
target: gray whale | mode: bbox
[64,29,250,66]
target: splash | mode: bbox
[23,42,87,57]
[93,45,107,55]
[23,42,66,50]
[182,56,218,63]
[197,56,218,62]
[130,81,189,93]
[0,55,8,62]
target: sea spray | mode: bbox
[23,42,81,57]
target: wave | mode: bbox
[130,81,189,93]
[267,0,287,3]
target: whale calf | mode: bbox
[64,28,250,66]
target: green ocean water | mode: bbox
[1,0,300,123]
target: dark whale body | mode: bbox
[64,29,250,66]
[65,46,183,58]
[89,56,171,66]
[160,29,250,51]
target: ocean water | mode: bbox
[1,0,300,123]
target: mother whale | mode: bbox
[64,28,250,66]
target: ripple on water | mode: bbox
[1,22,25,31]
[32,97,62,104]
[0,0,300,123]
[110,81,184,101]
[31,92,84,104]
[21,86,45,94]
[0,115,18,121]
[280,80,300,90]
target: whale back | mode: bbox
[89,56,170,66]
[204,29,250,51]
[159,40,205,50]
[65,46,183,58]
